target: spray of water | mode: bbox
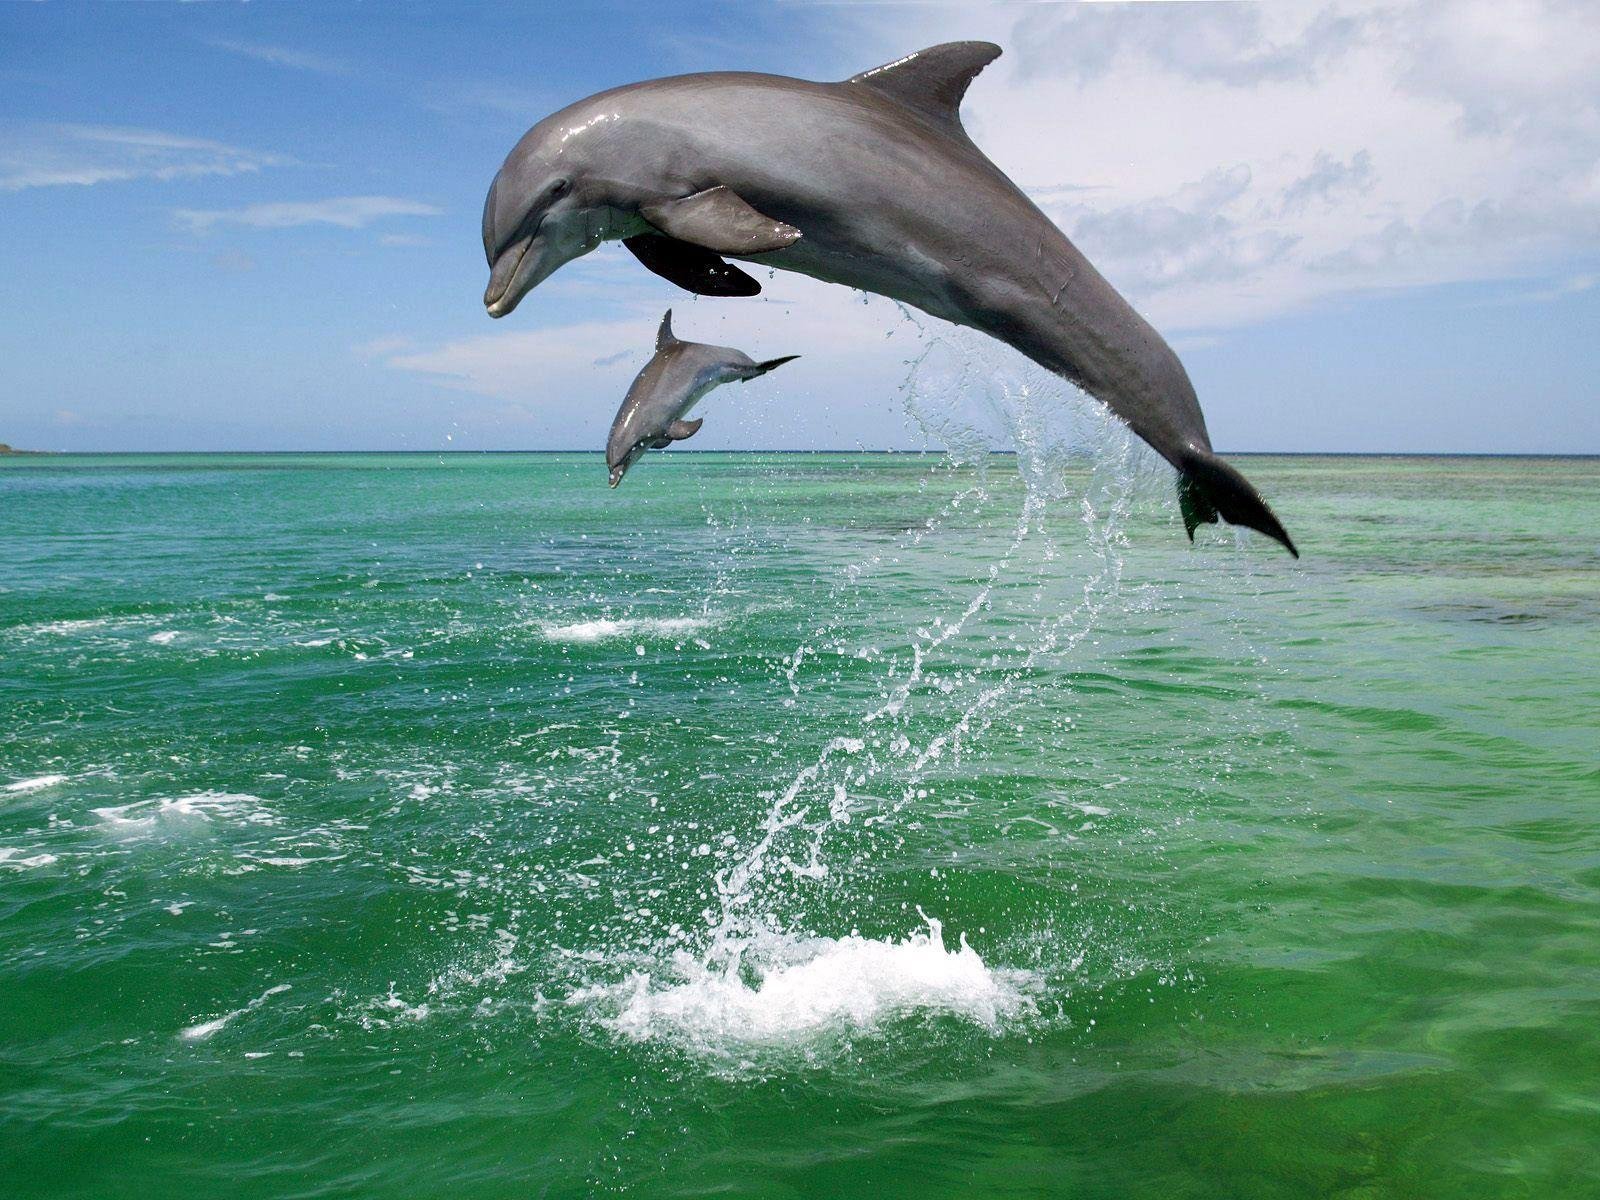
[579,313,1154,1058]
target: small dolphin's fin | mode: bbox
[746,354,800,378]
[666,418,703,442]
[847,42,1001,135]
[1177,450,1299,558]
[624,234,763,297]
[640,187,801,256]
[657,309,677,350]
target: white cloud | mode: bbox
[423,80,555,117]
[1279,150,1375,215]
[174,196,443,233]
[838,0,1600,329]
[1478,272,1598,306]
[351,336,414,362]
[203,38,350,76]
[1007,1,1371,88]
[0,123,286,192]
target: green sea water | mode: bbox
[2,449,1597,1198]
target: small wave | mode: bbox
[179,983,291,1042]
[572,914,1036,1059]
[4,773,67,794]
[93,792,275,836]
[7,614,167,643]
[538,615,715,644]
[11,617,114,637]
[147,630,182,645]
[0,847,59,870]
[242,853,347,869]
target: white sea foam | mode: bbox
[147,630,182,645]
[179,983,291,1042]
[574,915,1036,1055]
[93,792,275,836]
[538,615,715,644]
[26,617,115,636]
[0,847,59,870]
[8,614,167,642]
[4,774,67,794]
[244,853,347,869]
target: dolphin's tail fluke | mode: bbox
[749,354,800,377]
[1177,450,1298,558]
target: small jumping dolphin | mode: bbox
[482,42,1297,554]
[606,310,797,488]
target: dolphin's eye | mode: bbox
[550,178,571,199]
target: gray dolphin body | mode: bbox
[606,310,797,487]
[482,42,1297,555]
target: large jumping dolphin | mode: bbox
[481,41,1297,555]
[606,309,797,488]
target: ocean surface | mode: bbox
[2,447,1597,1198]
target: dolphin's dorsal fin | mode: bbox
[657,309,677,350]
[847,42,1001,132]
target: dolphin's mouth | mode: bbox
[484,235,539,318]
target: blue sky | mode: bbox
[2,1,1597,453]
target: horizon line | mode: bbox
[5,449,1599,460]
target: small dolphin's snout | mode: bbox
[608,463,625,488]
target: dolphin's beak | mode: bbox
[484,233,545,318]
[608,463,625,488]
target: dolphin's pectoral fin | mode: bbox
[667,418,704,442]
[624,235,763,297]
[648,436,674,450]
[639,187,801,257]
[847,42,1001,135]
[1177,450,1299,558]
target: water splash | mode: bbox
[93,792,278,838]
[574,910,1036,1067]
[576,321,1153,1061]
